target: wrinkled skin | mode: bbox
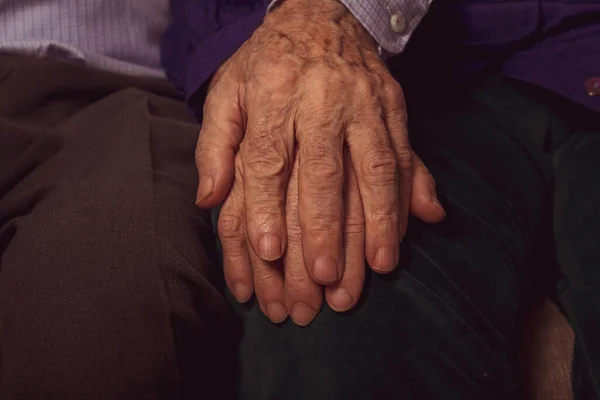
[195,0,445,325]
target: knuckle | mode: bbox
[284,258,308,283]
[369,207,399,230]
[354,74,376,98]
[287,224,303,244]
[244,132,275,156]
[388,107,408,130]
[286,276,308,295]
[344,214,365,235]
[249,208,284,228]
[224,257,249,281]
[305,223,341,246]
[370,72,386,91]
[300,155,343,189]
[328,67,345,85]
[243,136,288,179]
[253,271,280,294]
[253,58,299,91]
[245,156,287,182]
[300,68,346,115]
[360,148,397,185]
[383,80,405,102]
[344,229,365,247]
[285,270,305,290]
[383,82,408,125]
[306,64,340,87]
[302,153,342,179]
[344,220,365,236]
[218,213,244,239]
[396,146,413,172]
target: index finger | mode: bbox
[195,78,245,208]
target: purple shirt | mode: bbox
[161,0,600,116]
[161,0,269,119]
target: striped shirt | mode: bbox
[269,0,432,54]
[0,0,171,78]
[0,0,430,78]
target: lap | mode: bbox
[0,56,237,400]
[549,98,600,399]
[229,77,554,400]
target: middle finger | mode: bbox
[296,111,345,285]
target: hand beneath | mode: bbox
[219,147,444,326]
[195,0,446,324]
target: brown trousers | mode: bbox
[0,55,238,400]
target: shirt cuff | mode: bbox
[268,0,432,54]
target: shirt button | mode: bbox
[390,13,406,34]
[586,77,600,96]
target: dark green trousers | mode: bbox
[225,76,600,399]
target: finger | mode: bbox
[296,112,345,285]
[241,110,293,262]
[381,82,414,263]
[347,112,400,275]
[326,148,366,312]
[195,77,245,208]
[284,150,323,326]
[410,152,446,224]
[219,155,254,303]
[250,245,288,324]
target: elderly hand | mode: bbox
[219,146,443,326]
[195,0,445,324]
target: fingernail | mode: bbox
[196,176,214,205]
[312,256,340,284]
[258,233,282,261]
[266,302,288,323]
[432,196,446,218]
[329,288,353,312]
[374,247,398,273]
[233,283,252,303]
[291,303,317,326]
[432,193,445,211]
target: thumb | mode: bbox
[410,152,446,224]
[195,78,245,208]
